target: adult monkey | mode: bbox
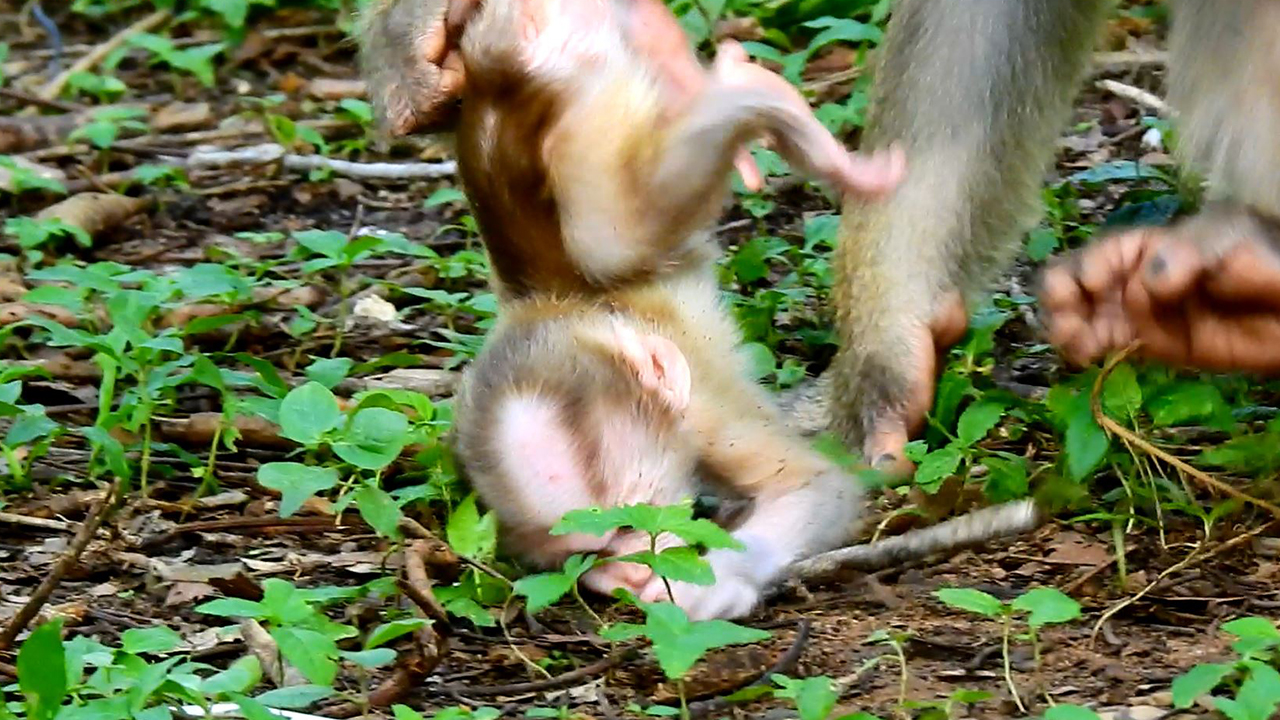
[372,0,1280,469]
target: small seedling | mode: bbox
[1170,616,1280,720]
[934,586,1082,713]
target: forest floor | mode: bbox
[0,3,1276,720]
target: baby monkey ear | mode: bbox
[609,320,692,413]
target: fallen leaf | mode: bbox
[36,192,150,239]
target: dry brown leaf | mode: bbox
[152,101,214,132]
[308,77,367,100]
[35,192,150,238]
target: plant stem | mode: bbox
[1002,614,1026,713]
[139,421,152,496]
[678,679,689,720]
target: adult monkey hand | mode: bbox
[360,0,763,189]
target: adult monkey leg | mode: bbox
[831,0,1110,470]
[1041,0,1280,373]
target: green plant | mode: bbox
[0,156,67,196]
[68,107,149,150]
[65,71,128,102]
[934,586,1082,713]
[1170,616,1280,720]
[127,33,225,87]
[4,217,90,252]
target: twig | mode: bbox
[785,498,1043,584]
[1092,49,1169,70]
[0,86,82,113]
[437,648,633,696]
[140,515,363,550]
[1095,79,1171,116]
[0,479,119,650]
[688,619,812,718]
[0,511,73,532]
[1089,344,1280,520]
[187,143,457,180]
[40,10,172,100]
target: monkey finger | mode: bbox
[444,0,482,42]
[836,144,906,198]
[735,148,764,192]
[438,51,467,101]
[1136,235,1206,303]
[1202,240,1280,308]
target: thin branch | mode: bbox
[1095,79,1171,116]
[1089,344,1280,520]
[437,648,633,696]
[187,143,456,180]
[0,479,119,650]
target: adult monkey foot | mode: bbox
[1041,204,1280,374]
[862,291,969,476]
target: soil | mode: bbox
[0,4,1275,720]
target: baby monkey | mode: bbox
[420,0,904,619]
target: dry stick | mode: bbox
[1095,79,1171,117]
[0,511,73,532]
[785,497,1043,583]
[40,9,173,100]
[687,619,812,718]
[1089,344,1280,520]
[438,647,635,697]
[0,86,83,113]
[186,143,457,180]
[0,479,119,650]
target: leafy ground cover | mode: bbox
[0,1,1276,719]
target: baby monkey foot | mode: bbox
[862,293,969,476]
[1040,205,1280,373]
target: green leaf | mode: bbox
[772,675,838,720]
[194,598,267,619]
[1172,663,1234,708]
[622,547,714,585]
[293,229,348,260]
[447,494,498,560]
[956,400,1005,447]
[17,620,67,720]
[257,462,339,518]
[353,482,403,538]
[729,237,775,283]
[392,706,427,720]
[982,455,1029,503]
[423,187,467,208]
[933,588,1004,617]
[1043,705,1103,720]
[333,407,410,470]
[637,602,770,679]
[1147,382,1231,428]
[271,627,338,686]
[1009,587,1081,628]
[277,381,342,445]
[737,342,776,382]
[1064,395,1109,482]
[1223,616,1280,638]
[514,554,594,613]
[914,446,963,493]
[1236,661,1280,720]
[1065,160,1165,185]
[553,503,740,550]
[120,626,181,654]
[174,263,250,300]
[1101,363,1142,419]
[340,648,396,668]
[305,357,354,388]
[253,685,335,709]
[201,656,262,696]
[1025,227,1059,262]
[365,619,431,649]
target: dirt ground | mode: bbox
[0,4,1277,720]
